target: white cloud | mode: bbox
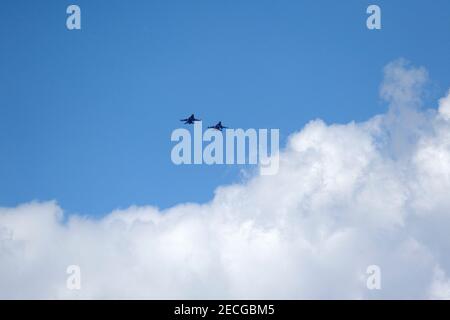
[439,89,450,120]
[1,60,450,299]
[429,267,450,299]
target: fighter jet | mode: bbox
[208,121,228,131]
[180,114,201,124]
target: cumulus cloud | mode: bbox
[1,60,450,299]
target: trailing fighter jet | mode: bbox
[180,114,201,124]
[208,121,228,131]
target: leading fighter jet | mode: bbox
[180,114,201,124]
[208,121,228,131]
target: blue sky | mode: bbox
[0,0,449,216]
